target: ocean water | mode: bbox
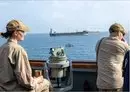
[0,32,128,61]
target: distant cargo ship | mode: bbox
[49,28,89,36]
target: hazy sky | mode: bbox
[0,0,130,33]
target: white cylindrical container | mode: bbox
[51,68,63,78]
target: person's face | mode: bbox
[119,31,125,40]
[16,30,26,41]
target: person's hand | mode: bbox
[121,37,128,45]
[121,37,125,42]
[33,70,42,77]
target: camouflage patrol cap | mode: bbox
[6,20,29,32]
[109,23,125,35]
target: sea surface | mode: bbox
[0,32,128,61]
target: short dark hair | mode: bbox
[1,31,14,39]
